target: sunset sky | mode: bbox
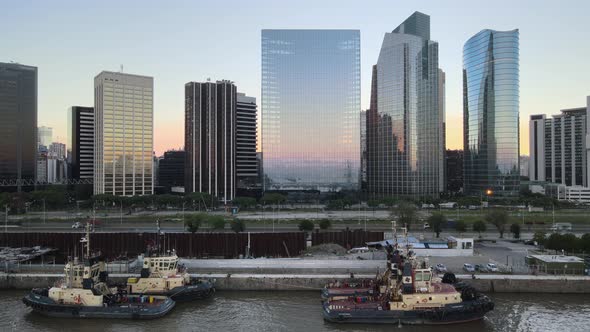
[2,0,589,156]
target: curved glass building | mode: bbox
[366,12,444,198]
[463,29,520,196]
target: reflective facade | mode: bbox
[262,30,360,191]
[236,93,259,190]
[366,12,444,198]
[0,62,37,188]
[94,72,153,196]
[68,106,94,180]
[185,81,236,203]
[463,29,520,196]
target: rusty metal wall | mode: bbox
[311,229,384,249]
[0,232,306,259]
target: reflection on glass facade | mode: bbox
[463,29,520,196]
[262,30,360,191]
[366,12,444,198]
[0,62,37,189]
[94,72,153,196]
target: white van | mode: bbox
[549,223,572,232]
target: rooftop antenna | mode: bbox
[120,64,124,73]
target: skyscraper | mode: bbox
[38,126,53,148]
[0,62,37,189]
[158,150,185,193]
[94,71,153,196]
[185,80,236,203]
[463,29,520,196]
[261,29,361,191]
[360,110,367,190]
[68,106,94,180]
[529,96,590,187]
[236,93,259,191]
[366,12,444,198]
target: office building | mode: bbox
[0,62,37,189]
[158,150,185,193]
[520,156,530,179]
[446,150,464,193]
[94,71,153,196]
[262,29,361,191]
[366,12,444,197]
[360,110,367,190]
[236,93,259,190]
[529,96,590,187]
[185,80,236,203]
[49,142,66,160]
[463,29,520,196]
[38,126,52,148]
[68,106,94,180]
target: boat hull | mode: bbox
[323,297,494,325]
[136,281,215,302]
[23,292,176,319]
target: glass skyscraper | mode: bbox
[366,12,444,198]
[463,29,520,196]
[261,29,361,191]
[0,62,37,190]
[94,71,154,196]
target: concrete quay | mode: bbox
[2,272,590,293]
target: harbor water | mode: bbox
[1,290,589,331]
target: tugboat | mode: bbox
[126,220,215,302]
[322,222,494,325]
[23,223,176,319]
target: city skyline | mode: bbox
[2,0,590,156]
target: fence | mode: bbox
[311,229,384,249]
[0,232,306,259]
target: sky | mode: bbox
[2,0,589,156]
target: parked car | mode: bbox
[71,222,81,229]
[463,263,475,273]
[486,263,499,272]
[475,264,489,273]
[434,263,447,273]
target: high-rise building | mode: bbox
[529,96,590,187]
[261,29,361,191]
[68,106,94,180]
[520,156,530,179]
[463,29,520,197]
[0,62,37,189]
[185,80,236,203]
[236,93,259,191]
[37,147,47,183]
[446,150,464,193]
[360,110,367,190]
[38,126,52,148]
[94,71,153,196]
[158,150,185,193]
[49,142,66,160]
[366,12,444,198]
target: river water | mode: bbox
[1,290,588,332]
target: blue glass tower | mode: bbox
[463,29,520,196]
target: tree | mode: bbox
[209,215,226,230]
[367,200,379,208]
[185,214,204,233]
[427,213,446,238]
[455,220,467,234]
[319,219,332,230]
[472,220,487,238]
[393,201,416,229]
[533,231,546,246]
[298,219,315,232]
[510,223,521,239]
[233,197,257,210]
[485,209,509,238]
[231,219,246,233]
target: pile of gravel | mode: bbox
[303,243,347,256]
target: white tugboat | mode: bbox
[126,220,215,302]
[23,223,176,319]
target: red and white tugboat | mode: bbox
[322,222,494,325]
